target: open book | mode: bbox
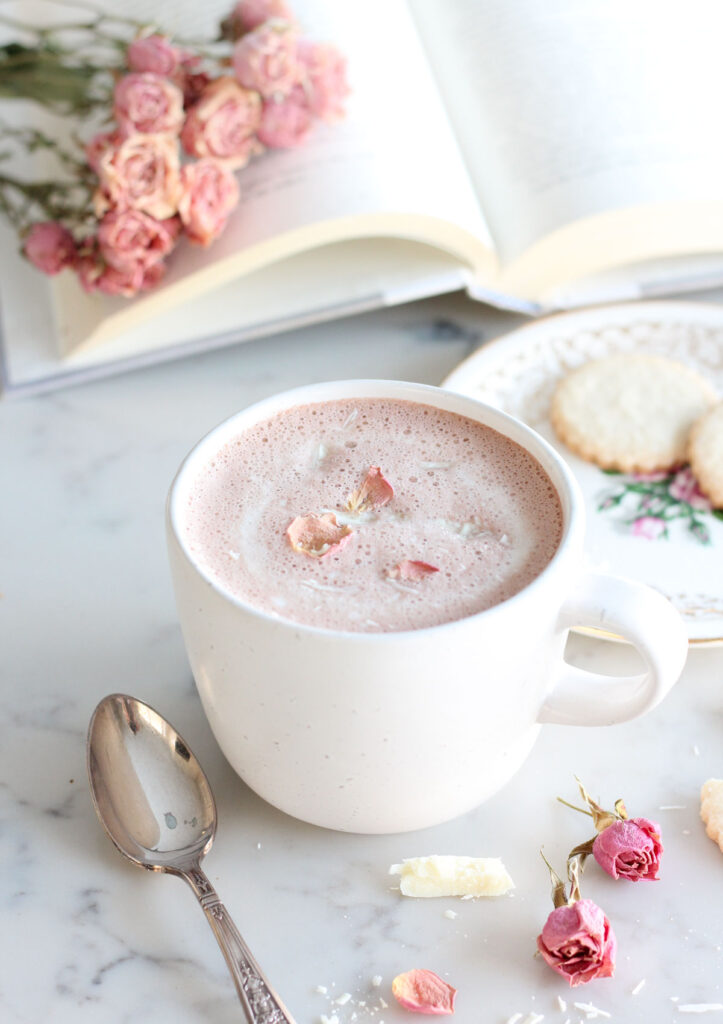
[4,0,723,394]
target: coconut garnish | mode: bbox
[345,466,394,515]
[286,513,353,558]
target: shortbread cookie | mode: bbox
[700,778,723,853]
[550,354,718,472]
[688,402,723,508]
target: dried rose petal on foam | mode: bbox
[285,513,353,558]
[392,969,456,1015]
[389,560,440,581]
[345,465,394,513]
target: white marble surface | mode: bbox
[1,293,722,1024]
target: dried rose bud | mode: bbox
[392,969,456,1015]
[389,560,440,582]
[346,466,394,514]
[537,898,616,987]
[286,512,352,558]
[592,817,663,881]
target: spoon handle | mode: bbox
[184,865,297,1023]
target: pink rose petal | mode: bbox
[392,969,456,1015]
[390,560,440,581]
[286,512,353,558]
[346,466,394,514]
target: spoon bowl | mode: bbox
[88,694,216,870]
[87,693,295,1023]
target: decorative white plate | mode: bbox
[443,301,723,645]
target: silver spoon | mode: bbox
[87,693,296,1023]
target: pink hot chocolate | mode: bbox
[181,398,563,632]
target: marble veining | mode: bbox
[0,294,721,1022]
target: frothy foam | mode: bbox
[180,398,563,632]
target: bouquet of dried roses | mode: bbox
[0,0,348,297]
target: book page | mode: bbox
[411,0,723,290]
[45,0,495,352]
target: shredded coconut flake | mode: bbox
[371,976,382,987]
[677,1006,723,1014]
[335,993,352,1006]
[342,409,359,429]
[632,979,646,996]
[659,805,687,810]
[505,1015,523,1024]
[573,1002,611,1019]
[557,996,568,1011]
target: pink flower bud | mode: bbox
[95,133,181,220]
[181,76,262,168]
[127,34,184,77]
[23,222,76,275]
[257,86,313,148]
[537,898,616,987]
[232,19,301,99]
[297,39,350,122]
[97,209,180,273]
[114,73,185,136]
[233,0,296,33]
[592,817,663,881]
[177,159,240,246]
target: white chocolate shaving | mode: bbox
[389,855,514,897]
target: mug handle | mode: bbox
[538,572,688,726]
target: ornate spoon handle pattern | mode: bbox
[184,866,296,1024]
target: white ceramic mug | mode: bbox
[166,380,688,834]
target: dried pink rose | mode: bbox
[97,208,180,272]
[390,560,440,582]
[182,71,213,108]
[233,0,296,33]
[181,76,262,168]
[178,159,240,246]
[297,39,350,121]
[102,261,164,296]
[85,130,124,175]
[232,19,300,99]
[392,969,456,1015]
[23,221,76,275]
[537,898,616,987]
[257,86,313,148]
[95,133,181,220]
[346,466,394,514]
[113,73,185,136]
[286,512,353,558]
[127,34,187,77]
[592,817,663,882]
